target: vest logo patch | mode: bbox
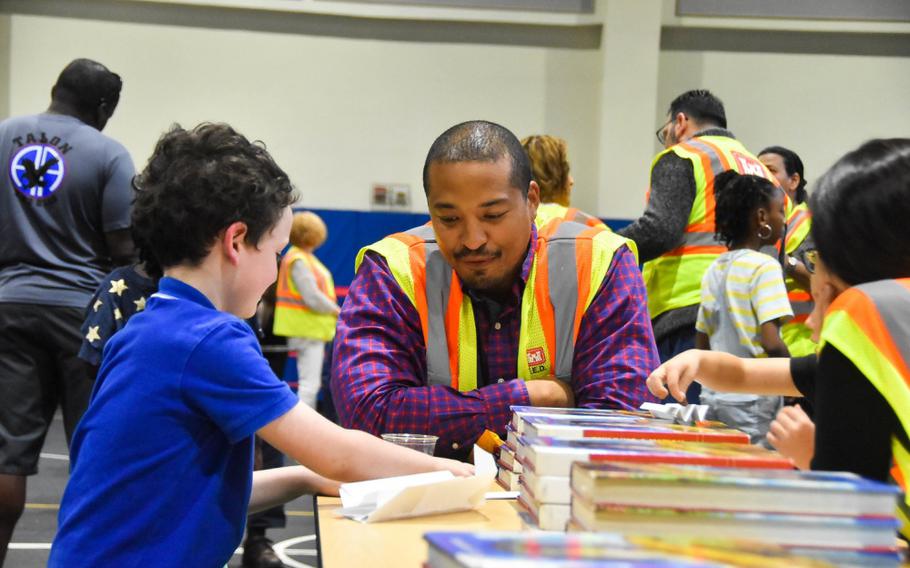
[732,151,766,178]
[527,347,547,374]
[9,144,66,199]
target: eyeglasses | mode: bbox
[655,119,672,145]
[801,249,818,274]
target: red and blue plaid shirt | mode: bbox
[330,228,659,458]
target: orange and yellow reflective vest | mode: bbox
[781,202,816,356]
[820,278,910,538]
[355,219,628,392]
[274,247,337,341]
[641,136,782,319]
[535,203,637,262]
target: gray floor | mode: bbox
[9,413,319,567]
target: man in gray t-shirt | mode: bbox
[0,58,134,564]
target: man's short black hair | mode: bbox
[810,138,910,285]
[132,123,295,277]
[422,120,532,197]
[668,89,726,129]
[52,58,123,114]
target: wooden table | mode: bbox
[314,494,524,567]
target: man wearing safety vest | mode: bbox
[618,90,782,382]
[331,120,659,459]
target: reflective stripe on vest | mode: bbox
[781,202,816,356]
[820,278,910,538]
[642,136,781,319]
[274,247,338,341]
[785,203,811,255]
[535,203,637,263]
[355,220,625,391]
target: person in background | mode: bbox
[694,171,790,445]
[647,138,910,538]
[0,58,134,565]
[274,211,340,412]
[331,120,658,460]
[49,122,471,568]
[759,146,816,358]
[520,134,607,230]
[618,90,781,403]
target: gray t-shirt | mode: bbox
[0,113,135,308]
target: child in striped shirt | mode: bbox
[696,170,791,444]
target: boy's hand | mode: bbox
[767,405,815,470]
[437,457,474,477]
[526,377,575,408]
[646,350,702,403]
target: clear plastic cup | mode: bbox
[381,433,438,455]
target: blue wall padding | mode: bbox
[303,208,633,287]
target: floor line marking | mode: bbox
[25,503,60,510]
[39,452,70,461]
[9,543,52,550]
[274,534,318,568]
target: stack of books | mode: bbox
[497,406,689,492]
[569,462,902,565]
[424,531,840,567]
[516,435,791,531]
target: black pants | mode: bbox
[0,303,94,475]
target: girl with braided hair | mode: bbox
[694,170,791,444]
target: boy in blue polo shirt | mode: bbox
[49,123,472,568]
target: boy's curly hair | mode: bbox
[713,170,778,248]
[132,123,295,277]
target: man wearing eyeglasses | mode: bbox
[0,58,134,564]
[618,90,779,401]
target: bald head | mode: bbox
[50,58,122,130]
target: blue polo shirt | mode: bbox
[50,277,298,568]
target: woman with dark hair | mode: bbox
[759,146,816,356]
[648,138,910,539]
[694,170,790,444]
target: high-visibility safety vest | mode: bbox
[536,202,606,230]
[274,246,338,341]
[535,204,638,263]
[641,136,780,320]
[355,219,628,392]
[781,202,816,356]
[820,278,910,538]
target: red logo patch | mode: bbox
[526,347,546,366]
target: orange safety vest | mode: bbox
[273,247,337,341]
[781,203,816,356]
[641,136,785,319]
[355,219,627,391]
[820,278,910,538]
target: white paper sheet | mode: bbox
[337,445,496,523]
[640,402,709,424]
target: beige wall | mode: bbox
[3,2,909,218]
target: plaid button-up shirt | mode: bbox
[330,228,659,458]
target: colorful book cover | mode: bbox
[424,531,838,567]
[570,462,900,517]
[509,406,654,434]
[518,436,793,477]
[570,503,900,550]
[523,415,749,444]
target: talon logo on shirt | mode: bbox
[526,347,547,374]
[9,144,66,199]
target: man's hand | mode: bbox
[767,404,815,470]
[526,377,575,408]
[646,350,703,403]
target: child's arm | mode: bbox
[647,350,801,403]
[759,320,790,358]
[258,402,474,483]
[248,465,341,514]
